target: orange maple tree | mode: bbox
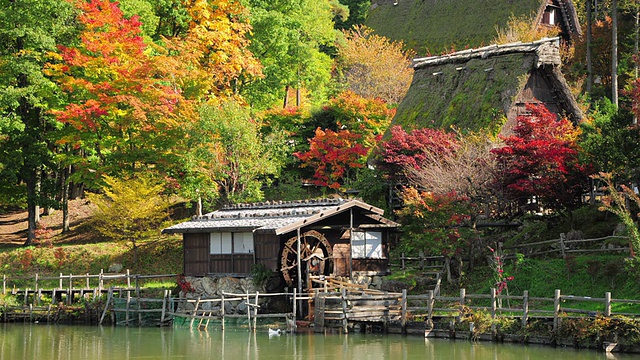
[49,0,181,175]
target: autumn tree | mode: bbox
[373,125,459,182]
[337,25,415,104]
[396,186,477,283]
[49,0,182,185]
[0,0,75,245]
[88,176,174,263]
[406,131,498,211]
[294,128,368,190]
[312,91,394,149]
[492,104,590,215]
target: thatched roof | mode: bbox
[366,0,582,55]
[392,37,583,133]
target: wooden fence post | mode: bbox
[160,290,167,324]
[553,289,561,332]
[490,287,497,336]
[253,291,259,332]
[292,288,297,332]
[126,269,131,289]
[86,273,90,289]
[419,252,424,270]
[401,289,407,334]
[401,253,405,270]
[458,288,466,322]
[559,233,566,258]
[522,290,529,329]
[605,292,612,317]
[59,273,63,290]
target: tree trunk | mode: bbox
[24,171,37,246]
[62,163,70,233]
[283,85,290,108]
[587,0,593,94]
[612,0,619,107]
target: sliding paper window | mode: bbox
[210,232,254,254]
[351,231,383,259]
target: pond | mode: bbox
[0,323,636,359]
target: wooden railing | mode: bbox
[501,234,631,258]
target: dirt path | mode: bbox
[0,199,95,246]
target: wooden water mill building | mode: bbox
[162,199,400,293]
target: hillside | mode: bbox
[365,0,543,55]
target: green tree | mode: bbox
[88,175,174,263]
[0,0,75,245]
[243,0,343,109]
[179,100,288,205]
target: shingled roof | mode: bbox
[392,37,583,133]
[162,199,399,235]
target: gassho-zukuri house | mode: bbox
[162,198,401,292]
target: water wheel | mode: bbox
[280,230,333,288]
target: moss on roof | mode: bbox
[365,0,544,55]
[393,52,535,132]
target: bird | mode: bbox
[268,328,282,337]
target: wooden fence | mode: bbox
[501,234,631,258]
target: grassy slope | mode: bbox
[365,0,543,55]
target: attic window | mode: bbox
[542,6,557,26]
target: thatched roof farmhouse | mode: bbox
[366,0,581,54]
[392,37,583,133]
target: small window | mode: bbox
[211,232,253,254]
[542,8,556,26]
[233,232,254,254]
[351,231,383,259]
[210,232,232,254]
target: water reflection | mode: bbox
[0,324,637,360]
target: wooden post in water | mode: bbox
[553,289,561,332]
[292,288,297,332]
[160,290,168,324]
[137,293,142,326]
[34,273,39,295]
[341,287,348,334]
[427,290,434,329]
[246,291,251,331]
[135,275,140,298]
[190,297,201,328]
[221,293,225,330]
[126,290,131,326]
[522,290,529,328]
[253,291,259,332]
[401,289,407,334]
[605,292,612,317]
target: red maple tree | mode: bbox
[294,128,369,189]
[491,104,589,212]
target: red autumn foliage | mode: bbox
[294,128,369,189]
[374,125,459,180]
[491,104,589,211]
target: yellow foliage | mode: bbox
[494,14,559,44]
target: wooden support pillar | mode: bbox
[605,292,612,317]
[427,290,434,329]
[341,287,348,334]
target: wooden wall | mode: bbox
[183,233,209,276]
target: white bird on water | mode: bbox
[268,328,282,337]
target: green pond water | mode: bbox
[0,323,636,359]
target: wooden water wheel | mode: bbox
[280,230,333,287]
